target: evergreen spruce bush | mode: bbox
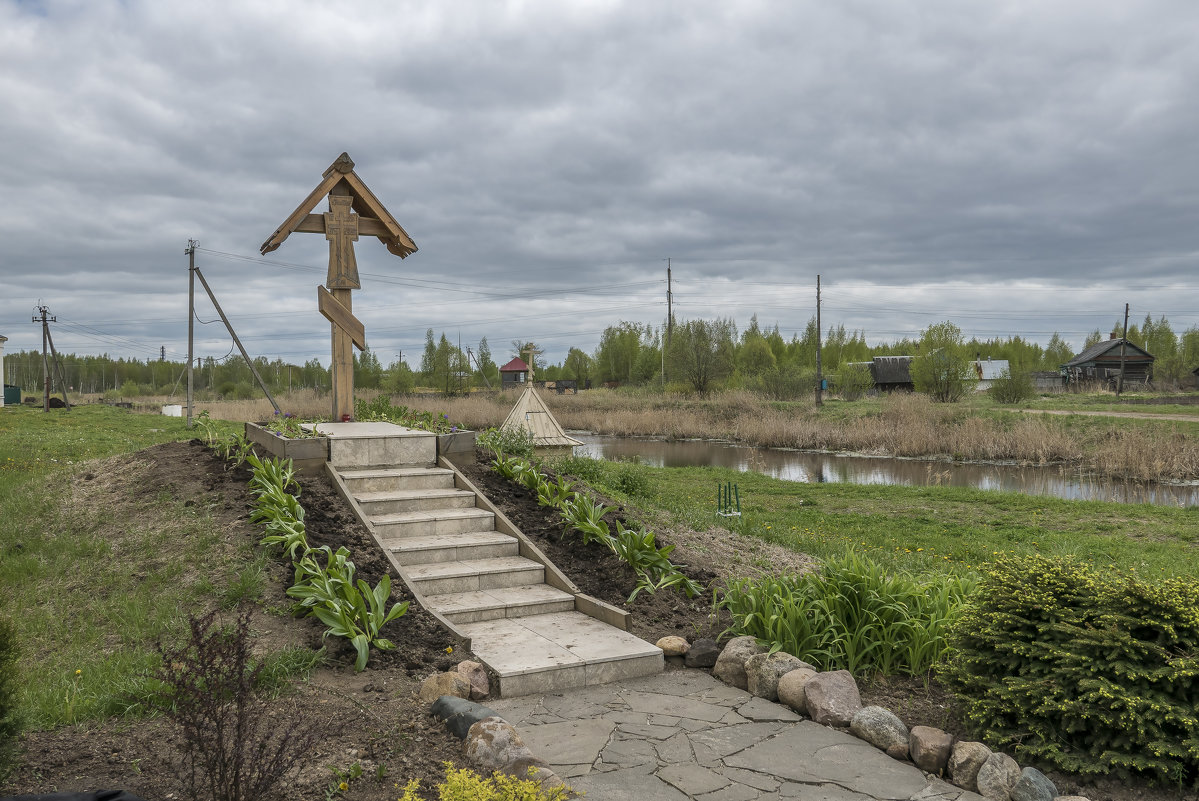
[0,615,20,780]
[945,555,1199,787]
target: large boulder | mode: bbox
[1010,767,1057,801]
[457,660,490,700]
[745,652,814,701]
[948,741,992,792]
[418,671,471,706]
[776,668,818,714]
[849,706,909,759]
[976,752,1021,801]
[685,638,721,668]
[909,726,953,775]
[712,636,767,689]
[803,670,861,727]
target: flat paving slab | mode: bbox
[313,421,429,438]
[458,611,663,695]
[487,670,986,801]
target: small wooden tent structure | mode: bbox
[501,384,582,453]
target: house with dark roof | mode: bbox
[499,357,530,390]
[870,356,915,392]
[1064,335,1154,386]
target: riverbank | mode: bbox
[186,387,1199,482]
[404,390,1199,483]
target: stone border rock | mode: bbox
[422,666,568,793]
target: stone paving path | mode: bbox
[488,669,985,801]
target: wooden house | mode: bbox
[1063,335,1154,386]
[499,357,530,390]
[870,356,914,392]
[971,359,1010,391]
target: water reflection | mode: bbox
[571,434,1199,507]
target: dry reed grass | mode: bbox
[163,387,1197,482]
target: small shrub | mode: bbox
[988,367,1035,404]
[550,454,605,484]
[0,615,21,780]
[944,555,1199,787]
[833,362,874,400]
[398,762,571,801]
[612,459,650,497]
[154,609,318,801]
[354,396,458,434]
[477,426,535,460]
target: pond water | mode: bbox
[571,434,1199,507]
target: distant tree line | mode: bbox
[6,312,1197,401]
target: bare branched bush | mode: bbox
[154,609,317,801]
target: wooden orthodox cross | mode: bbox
[260,153,416,421]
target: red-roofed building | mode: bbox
[499,357,529,390]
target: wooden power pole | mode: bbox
[186,239,196,428]
[815,275,823,408]
[1117,303,1129,397]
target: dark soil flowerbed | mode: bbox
[2,443,1188,801]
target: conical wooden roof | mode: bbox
[501,385,583,448]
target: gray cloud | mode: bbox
[2,0,1197,368]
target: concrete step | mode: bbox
[355,487,478,514]
[457,611,663,697]
[338,465,455,492]
[389,531,520,566]
[406,555,546,596]
[372,507,495,539]
[425,584,577,624]
[316,421,438,467]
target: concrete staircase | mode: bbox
[315,422,663,697]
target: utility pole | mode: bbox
[665,259,673,384]
[36,305,50,412]
[186,239,196,428]
[1117,303,1129,397]
[32,305,70,411]
[815,275,823,408]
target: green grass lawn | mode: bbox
[0,405,294,729]
[555,455,1199,583]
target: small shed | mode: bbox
[870,356,914,392]
[501,384,583,453]
[499,357,529,391]
[1064,336,1154,386]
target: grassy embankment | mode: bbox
[0,405,312,730]
[568,458,1199,581]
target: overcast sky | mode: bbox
[2,0,1197,372]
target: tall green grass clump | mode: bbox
[719,551,974,676]
[944,555,1199,787]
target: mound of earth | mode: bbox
[2,442,1175,801]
